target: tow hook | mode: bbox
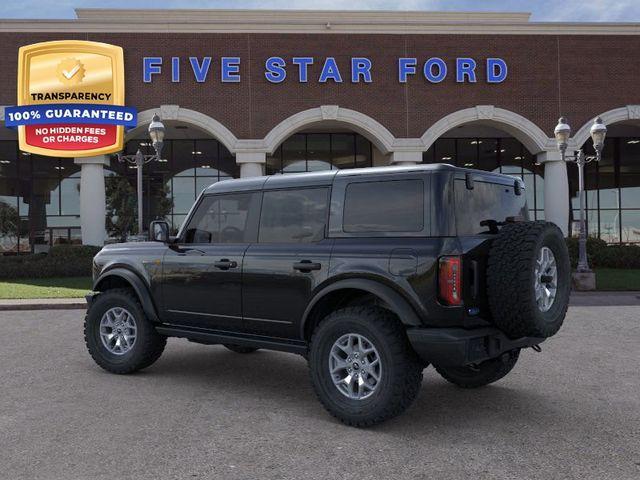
[531,344,542,353]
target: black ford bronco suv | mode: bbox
[85,164,570,427]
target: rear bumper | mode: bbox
[406,326,544,367]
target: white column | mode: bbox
[538,151,569,236]
[236,152,266,178]
[390,151,422,165]
[74,155,109,246]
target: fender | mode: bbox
[300,278,422,338]
[92,267,160,322]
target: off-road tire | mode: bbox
[434,349,520,388]
[84,288,166,374]
[487,221,570,339]
[223,344,259,354]
[309,306,423,427]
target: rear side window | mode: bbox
[184,192,260,244]
[259,188,329,243]
[343,180,424,233]
[454,179,528,235]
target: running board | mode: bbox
[155,325,308,355]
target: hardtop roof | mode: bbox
[202,164,521,194]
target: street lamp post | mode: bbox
[117,114,166,238]
[554,116,607,276]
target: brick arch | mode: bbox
[127,105,239,153]
[263,106,396,155]
[420,105,553,154]
[572,105,640,148]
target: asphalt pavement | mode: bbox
[0,306,638,480]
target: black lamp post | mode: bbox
[117,113,165,237]
[554,116,607,273]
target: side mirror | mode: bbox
[150,220,169,243]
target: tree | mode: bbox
[105,176,137,242]
[0,201,20,252]
[104,176,174,242]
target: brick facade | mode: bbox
[0,31,638,141]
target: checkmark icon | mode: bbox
[62,64,80,79]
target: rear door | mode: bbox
[161,191,261,331]
[242,186,333,339]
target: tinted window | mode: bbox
[343,180,424,233]
[455,179,528,235]
[184,192,260,243]
[259,188,329,243]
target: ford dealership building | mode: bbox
[0,8,639,251]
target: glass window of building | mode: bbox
[266,133,373,174]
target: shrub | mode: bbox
[566,236,640,269]
[0,245,101,279]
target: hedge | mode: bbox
[566,236,640,269]
[1,236,638,280]
[0,245,100,279]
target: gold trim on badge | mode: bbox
[17,40,126,157]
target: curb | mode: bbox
[0,299,87,311]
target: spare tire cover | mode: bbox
[487,221,570,339]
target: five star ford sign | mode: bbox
[4,40,137,157]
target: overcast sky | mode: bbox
[0,0,638,22]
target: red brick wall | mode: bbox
[0,32,638,140]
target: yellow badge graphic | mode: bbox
[5,40,136,158]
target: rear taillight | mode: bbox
[438,256,462,306]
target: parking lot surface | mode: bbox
[1,306,638,480]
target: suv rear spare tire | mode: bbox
[487,221,570,339]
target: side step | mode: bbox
[155,324,308,355]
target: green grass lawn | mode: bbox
[595,269,640,291]
[0,269,637,300]
[0,277,92,299]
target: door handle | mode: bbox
[293,260,322,272]
[214,259,238,270]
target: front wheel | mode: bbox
[84,288,166,374]
[434,349,520,389]
[309,307,423,427]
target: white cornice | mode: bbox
[0,9,638,35]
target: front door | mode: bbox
[161,191,261,331]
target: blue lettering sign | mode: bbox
[171,57,180,83]
[221,57,241,83]
[319,57,342,83]
[398,58,417,83]
[292,57,314,82]
[487,58,508,83]
[143,57,162,83]
[456,58,477,83]
[424,58,447,83]
[265,56,287,83]
[351,58,372,83]
[189,57,211,83]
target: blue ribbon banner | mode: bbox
[4,104,137,128]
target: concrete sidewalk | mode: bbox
[0,291,638,311]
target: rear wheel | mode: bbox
[84,288,166,374]
[223,344,259,354]
[435,349,520,388]
[309,307,423,427]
